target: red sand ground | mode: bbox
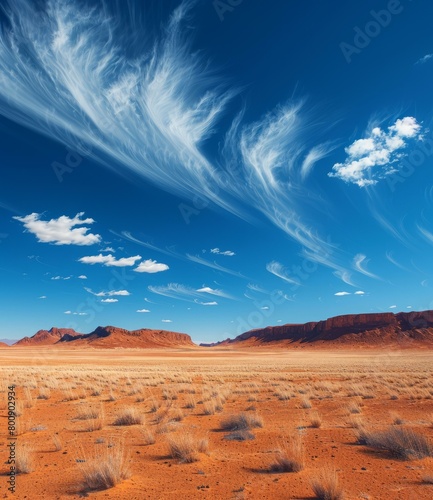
[0,347,432,499]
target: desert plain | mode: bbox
[1,346,433,500]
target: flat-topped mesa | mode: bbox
[13,327,81,346]
[220,310,433,347]
[63,325,196,348]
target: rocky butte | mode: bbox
[202,310,433,348]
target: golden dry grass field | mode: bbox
[1,347,433,499]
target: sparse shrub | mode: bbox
[310,469,345,500]
[52,434,62,451]
[167,432,208,463]
[113,407,144,426]
[140,428,156,445]
[15,443,33,474]
[169,408,184,422]
[77,439,131,490]
[347,402,361,414]
[422,474,433,484]
[270,434,304,472]
[299,397,312,409]
[391,413,404,426]
[359,426,433,460]
[220,413,263,431]
[310,411,322,428]
[184,395,196,409]
[37,388,51,400]
[203,400,216,415]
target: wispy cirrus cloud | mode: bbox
[79,253,141,267]
[148,283,233,303]
[266,261,300,285]
[329,117,422,187]
[0,1,353,280]
[353,253,381,280]
[415,54,433,65]
[13,212,101,246]
[210,248,235,256]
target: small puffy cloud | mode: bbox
[134,259,169,273]
[416,54,433,65]
[64,310,71,314]
[13,212,101,245]
[101,298,118,303]
[51,276,71,280]
[162,319,172,323]
[389,305,397,309]
[329,117,422,187]
[137,308,150,313]
[101,246,115,252]
[261,306,270,310]
[79,253,141,267]
[210,248,235,256]
[407,306,412,309]
[85,287,130,297]
[78,275,87,279]
[39,295,47,299]
[65,311,87,315]
[354,290,365,295]
[335,291,350,296]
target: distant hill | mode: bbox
[13,327,81,346]
[0,338,16,346]
[0,341,9,347]
[13,326,196,349]
[202,311,433,348]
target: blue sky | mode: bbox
[1,0,433,343]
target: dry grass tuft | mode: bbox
[358,426,433,460]
[270,434,305,472]
[77,439,131,490]
[220,412,263,431]
[113,407,144,426]
[15,443,33,474]
[52,434,62,451]
[167,432,208,463]
[310,469,345,500]
[310,411,322,428]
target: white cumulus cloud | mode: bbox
[79,253,141,267]
[137,309,150,313]
[13,212,101,245]
[334,291,350,296]
[134,259,169,273]
[101,298,118,303]
[329,117,422,187]
[162,319,172,323]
